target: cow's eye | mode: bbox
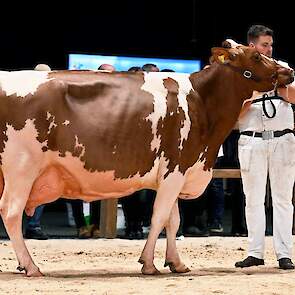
[253,53,261,62]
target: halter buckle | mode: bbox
[243,70,252,79]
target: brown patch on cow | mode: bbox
[156,78,195,177]
[156,78,183,176]
[155,78,209,177]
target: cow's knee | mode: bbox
[4,208,22,230]
[151,214,170,228]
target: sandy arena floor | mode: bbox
[1,237,295,295]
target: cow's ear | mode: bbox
[211,47,236,64]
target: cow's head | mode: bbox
[211,44,294,92]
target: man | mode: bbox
[235,25,295,270]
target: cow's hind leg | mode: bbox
[164,200,190,273]
[138,171,185,275]
[0,169,43,277]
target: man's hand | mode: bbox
[278,82,295,103]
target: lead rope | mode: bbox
[261,80,280,118]
[262,93,276,118]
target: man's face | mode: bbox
[249,35,273,57]
[150,66,160,72]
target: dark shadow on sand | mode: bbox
[1,266,292,280]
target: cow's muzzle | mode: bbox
[274,68,294,86]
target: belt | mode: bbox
[240,129,294,140]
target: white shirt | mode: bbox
[238,90,294,132]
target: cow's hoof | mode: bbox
[164,261,191,273]
[141,265,161,275]
[138,258,161,275]
[26,268,44,277]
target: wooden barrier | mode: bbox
[99,168,241,238]
[99,199,118,238]
[212,169,241,179]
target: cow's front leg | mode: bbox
[0,174,43,277]
[139,171,185,275]
[164,200,190,273]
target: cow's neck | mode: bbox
[189,64,255,170]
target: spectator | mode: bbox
[128,66,142,72]
[142,63,159,72]
[70,200,100,239]
[98,64,116,72]
[25,205,48,240]
[120,192,145,239]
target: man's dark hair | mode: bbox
[247,25,273,44]
[128,66,142,72]
[142,63,158,72]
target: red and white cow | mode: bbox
[0,45,293,276]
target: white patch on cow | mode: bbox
[74,135,86,159]
[261,54,272,61]
[62,120,70,126]
[156,164,185,198]
[1,119,44,175]
[180,159,212,199]
[41,139,48,149]
[0,71,52,98]
[46,112,51,120]
[225,39,241,48]
[46,112,57,134]
[142,73,168,152]
[112,145,117,155]
[171,75,193,150]
[142,72,192,152]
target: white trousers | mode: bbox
[239,133,295,260]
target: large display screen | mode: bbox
[68,53,201,73]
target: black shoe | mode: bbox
[232,231,248,237]
[235,256,264,268]
[278,258,295,270]
[183,226,209,237]
[124,229,144,240]
[25,228,48,240]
